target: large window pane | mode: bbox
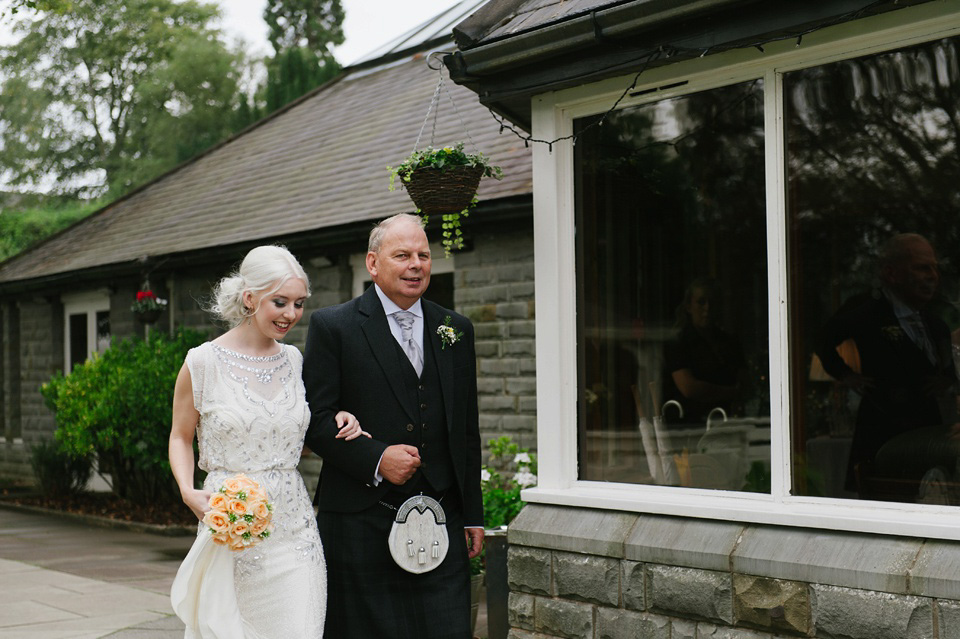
[575,79,770,491]
[787,37,960,503]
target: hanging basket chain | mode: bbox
[412,69,445,155]
[443,72,479,155]
[389,51,503,256]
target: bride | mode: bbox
[168,245,365,638]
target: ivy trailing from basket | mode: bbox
[388,143,502,255]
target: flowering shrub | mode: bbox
[130,290,168,313]
[41,329,207,503]
[481,436,537,529]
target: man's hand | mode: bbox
[379,444,420,485]
[465,527,485,559]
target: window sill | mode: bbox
[521,483,960,541]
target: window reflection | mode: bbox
[575,79,770,491]
[787,36,960,504]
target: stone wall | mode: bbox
[19,297,60,445]
[506,504,960,639]
[455,228,537,454]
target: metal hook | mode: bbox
[426,50,453,71]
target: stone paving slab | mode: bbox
[0,506,191,638]
[0,503,491,638]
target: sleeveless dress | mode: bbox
[170,342,326,638]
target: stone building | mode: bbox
[449,0,960,637]
[0,4,535,485]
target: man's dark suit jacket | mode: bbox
[816,292,955,491]
[302,285,483,526]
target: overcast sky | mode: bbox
[219,0,464,65]
[0,1,465,65]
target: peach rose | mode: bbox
[231,521,250,537]
[203,511,230,533]
[247,485,267,502]
[222,477,242,494]
[228,499,248,517]
[228,537,246,551]
[237,475,258,491]
[208,493,228,512]
[211,533,228,546]
[249,519,268,536]
[250,500,270,519]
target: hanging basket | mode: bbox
[402,165,484,217]
[135,308,163,324]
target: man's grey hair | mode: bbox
[367,213,425,253]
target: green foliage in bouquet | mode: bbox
[41,328,207,504]
[482,436,537,529]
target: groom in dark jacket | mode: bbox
[303,213,484,638]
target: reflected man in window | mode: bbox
[816,233,957,500]
[663,278,745,424]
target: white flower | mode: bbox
[514,452,531,465]
[480,468,491,482]
[436,316,463,349]
[514,470,537,487]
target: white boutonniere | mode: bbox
[436,315,463,350]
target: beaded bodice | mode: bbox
[187,342,310,474]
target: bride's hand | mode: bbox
[335,411,371,440]
[182,487,213,521]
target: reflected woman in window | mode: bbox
[662,278,745,424]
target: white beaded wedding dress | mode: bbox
[171,342,326,638]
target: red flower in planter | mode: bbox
[131,290,168,313]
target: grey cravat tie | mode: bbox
[905,313,937,364]
[393,310,424,376]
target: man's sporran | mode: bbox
[386,494,449,574]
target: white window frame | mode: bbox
[350,243,456,298]
[527,1,960,540]
[63,290,110,374]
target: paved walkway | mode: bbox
[0,505,191,638]
[0,504,489,638]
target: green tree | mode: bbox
[1,0,71,15]
[264,0,344,56]
[261,0,344,113]
[0,0,247,196]
[264,46,339,113]
[0,200,98,262]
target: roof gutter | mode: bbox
[449,0,748,78]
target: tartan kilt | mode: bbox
[317,495,471,638]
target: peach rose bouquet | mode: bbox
[202,474,274,551]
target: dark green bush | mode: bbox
[41,328,207,503]
[29,439,92,496]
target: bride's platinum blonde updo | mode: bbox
[210,245,311,326]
